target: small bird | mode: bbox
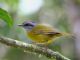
[19,21,68,45]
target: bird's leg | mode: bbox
[30,41,38,45]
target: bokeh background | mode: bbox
[0,0,80,60]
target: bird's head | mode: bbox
[18,21,36,31]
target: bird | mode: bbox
[18,21,69,45]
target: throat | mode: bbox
[25,26,34,31]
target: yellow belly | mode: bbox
[27,31,53,44]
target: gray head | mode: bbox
[18,21,36,31]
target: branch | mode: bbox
[0,36,71,60]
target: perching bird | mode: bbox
[19,21,69,45]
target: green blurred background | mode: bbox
[0,0,80,60]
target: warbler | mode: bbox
[19,21,68,45]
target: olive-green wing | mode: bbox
[32,24,61,36]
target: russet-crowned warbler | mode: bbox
[19,21,68,45]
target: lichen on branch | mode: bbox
[0,36,71,60]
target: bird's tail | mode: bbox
[61,32,75,40]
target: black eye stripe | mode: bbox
[24,23,34,26]
[24,24,30,26]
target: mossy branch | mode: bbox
[0,36,71,60]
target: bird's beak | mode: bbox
[18,24,23,27]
